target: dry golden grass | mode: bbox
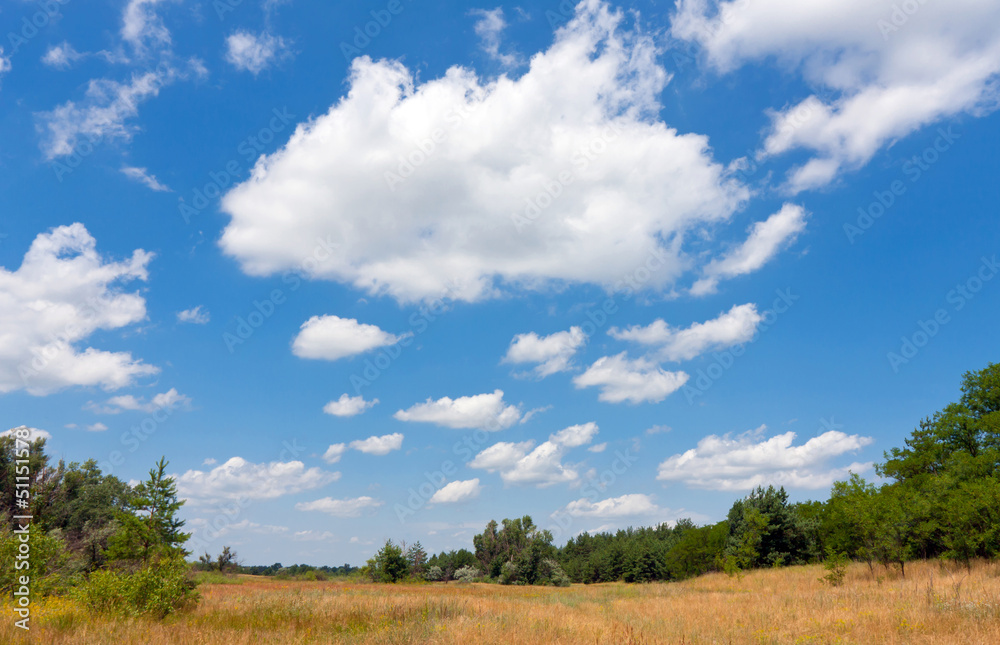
[3,560,1000,644]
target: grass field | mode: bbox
[3,560,1000,644]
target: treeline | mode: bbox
[373,362,999,585]
[0,436,197,618]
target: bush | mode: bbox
[74,557,198,618]
[0,524,72,597]
[454,565,480,583]
[425,565,443,581]
[820,548,849,587]
[541,559,571,587]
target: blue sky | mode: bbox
[2,0,999,566]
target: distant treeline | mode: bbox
[231,563,359,578]
[368,362,1000,585]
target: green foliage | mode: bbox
[368,540,409,582]
[472,516,565,585]
[405,541,428,578]
[453,565,480,582]
[725,485,814,569]
[33,459,133,571]
[425,565,444,581]
[820,547,849,587]
[74,557,198,618]
[0,522,72,597]
[106,457,190,564]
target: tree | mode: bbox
[725,486,815,569]
[106,457,190,564]
[368,540,409,582]
[405,541,427,578]
[217,546,238,573]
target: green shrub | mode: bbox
[454,565,480,582]
[820,547,849,587]
[0,523,72,597]
[74,557,198,618]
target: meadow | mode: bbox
[3,560,999,644]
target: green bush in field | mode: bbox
[454,565,480,582]
[0,522,73,597]
[820,547,849,587]
[74,557,198,618]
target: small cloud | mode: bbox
[645,425,671,436]
[470,8,519,67]
[2,426,52,442]
[574,353,689,404]
[177,306,210,324]
[64,423,78,429]
[502,327,586,377]
[87,423,109,432]
[322,444,347,464]
[86,388,192,414]
[429,479,481,504]
[42,42,86,69]
[295,496,383,518]
[203,458,217,466]
[349,433,403,456]
[587,442,608,453]
[121,166,172,192]
[394,390,521,430]
[225,30,289,74]
[323,394,378,417]
[293,316,408,361]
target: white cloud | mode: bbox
[203,458,217,466]
[121,166,171,192]
[219,0,749,304]
[394,390,521,430]
[295,496,383,518]
[322,443,347,464]
[0,224,158,395]
[562,493,661,518]
[550,422,599,448]
[573,353,689,404]
[2,426,52,442]
[225,30,288,74]
[672,0,1000,192]
[87,388,192,414]
[349,433,404,456]
[471,8,519,67]
[37,70,176,160]
[323,433,402,462]
[609,303,762,361]
[86,423,108,432]
[503,326,586,377]
[177,306,210,324]
[0,47,10,82]
[292,315,407,361]
[42,42,86,69]
[429,478,482,504]
[656,425,874,491]
[691,204,807,295]
[587,442,608,453]
[292,530,335,542]
[122,0,172,55]
[323,393,378,417]
[468,440,535,471]
[176,457,340,503]
[469,433,586,488]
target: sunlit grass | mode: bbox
[2,560,999,643]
